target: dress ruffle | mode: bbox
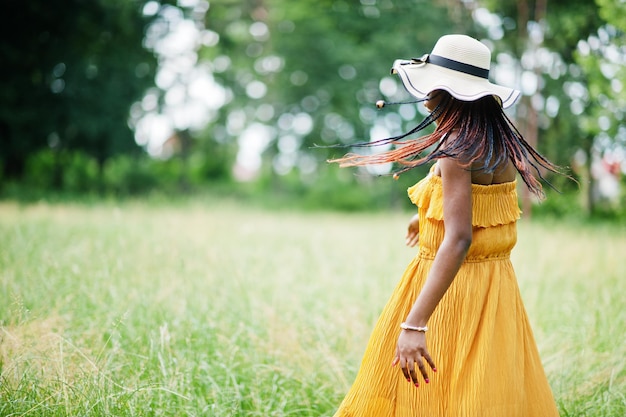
[408,171,521,228]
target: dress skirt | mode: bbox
[333,171,559,417]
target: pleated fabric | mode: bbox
[333,169,559,417]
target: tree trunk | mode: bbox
[517,0,547,219]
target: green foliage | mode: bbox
[3,146,236,199]
[21,149,98,193]
[23,150,63,190]
[2,0,623,220]
[63,152,101,193]
[101,153,234,196]
[472,0,626,219]
[483,0,603,164]
[532,189,587,220]
[102,155,161,195]
[596,0,626,32]
[0,0,157,179]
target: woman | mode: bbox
[330,34,562,416]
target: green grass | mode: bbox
[0,199,624,416]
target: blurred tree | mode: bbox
[131,0,236,187]
[477,0,605,214]
[200,0,472,195]
[4,0,614,213]
[196,0,612,210]
[573,0,626,214]
[0,0,157,182]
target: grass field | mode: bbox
[0,199,624,416]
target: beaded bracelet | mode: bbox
[400,322,428,332]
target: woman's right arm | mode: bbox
[394,157,473,385]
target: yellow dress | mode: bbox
[333,169,559,417]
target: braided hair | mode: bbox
[329,90,566,198]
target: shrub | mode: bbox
[102,155,160,196]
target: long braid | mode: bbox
[329,90,567,198]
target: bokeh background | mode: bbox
[1,0,625,218]
[1,2,626,416]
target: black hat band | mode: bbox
[427,54,489,79]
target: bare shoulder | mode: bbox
[436,158,472,186]
[433,157,464,175]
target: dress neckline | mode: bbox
[428,171,517,193]
[429,162,517,187]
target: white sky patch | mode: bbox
[494,53,518,93]
[155,19,199,57]
[520,71,538,95]
[366,162,393,176]
[234,123,275,181]
[133,3,230,157]
[178,0,201,8]
[369,124,392,149]
[143,1,160,16]
[188,70,228,109]
[546,95,560,117]
[292,113,313,135]
[473,8,503,40]
[246,80,267,99]
[379,76,398,97]
[399,103,416,121]
[249,21,269,41]
[278,135,299,154]
[366,124,392,176]
[134,113,173,156]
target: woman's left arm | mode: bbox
[393,157,473,385]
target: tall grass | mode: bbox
[0,200,624,416]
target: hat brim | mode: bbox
[392,59,520,109]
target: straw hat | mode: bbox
[391,34,520,108]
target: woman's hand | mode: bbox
[392,330,437,387]
[405,213,420,247]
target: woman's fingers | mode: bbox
[400,359,411,381]
[415,357,429,383]
[392,346,400,367]
[405,232,419,247]
[399,357,423,387]
[391,354,399,367]
[408,359,420,386]
[424,352,437,372]
[399,354,435,386]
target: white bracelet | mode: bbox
[400,322,428,332]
